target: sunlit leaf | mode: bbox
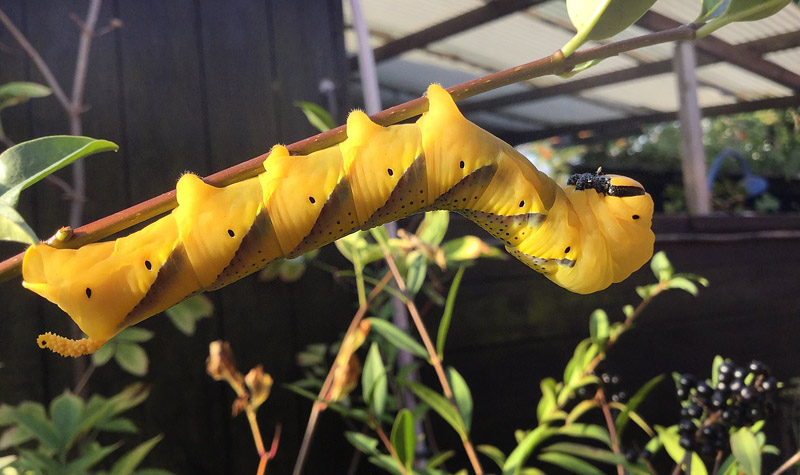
[114,342,149,377]
[446,366,473,433]
[436,265,465,358]
[362,343,387,417]
[0,201,37,243]
[367,318,428,360]
[109,434,163,475]
[730,427,761,475]
[404,382,466,439]
[390,409,415,470]
[294,101,336,133]
[345,431,380,455]
[538,451,603,474]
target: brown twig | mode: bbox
[292,271,393,475]
[369,414,409,475]
[0,23,698,284]
[376,241,484,475]
[597,388,624,475]
[772,449,800,475]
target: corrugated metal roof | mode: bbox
[344,0,800,140]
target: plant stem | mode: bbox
[598,388,624,475]
[0,23,698,284]
[376,241,484,475]
[292,272,393,475]
[772,448,800,475]
[369,414,409,475]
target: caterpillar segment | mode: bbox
[21,84,655,357]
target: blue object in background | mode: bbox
[707,149,768,197]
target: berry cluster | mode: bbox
[576,370,629,402]
[675,359,779,454]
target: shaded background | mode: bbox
[1,1,799,473]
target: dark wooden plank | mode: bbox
[349,0,548,69]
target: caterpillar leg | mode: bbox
[37,332,106,357]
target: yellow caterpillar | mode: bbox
[22,85,655,357]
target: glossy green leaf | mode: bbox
[566,399,599,424]
[0,136,118,207]
[165,295,213,335]
[368,454,405,475]
[730,427,761,475]
[446,366,473,433]
[712,355,725,387]
[367,318,429,360]
[345,431,380,455]
[405,382,466,439]
[538,451,603,475]
[0,201,37,243]
[0,82,51,104]
[542,443,650,474]
[477,444,506,469]
[436,265,465,358]
[294,101,336,133]
[426,450,455,469]
[115,327,154,343]
[390,409,415,470]
[362,342,387,417]
[697,0,730,21]
[405,251,427,295]
[589,309,609,348]
[114,342,149,377]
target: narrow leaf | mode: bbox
[446,366,473,433]
[345,431,380,455]
[730,428,761,475]
[390,409,415,470]
[503,426,553,474]
[294,101,336,133]
[362,342,387,417]
[436,265,465,358]
[656,425,708,475]
[589,309,609,348]
[477,444,506,469]
[165,295,213,336]
[405,382,466,439]
[109,434,163,475]
[0,201,37,243]
[367,318,429,360]
[650,251,673,281]
[538,452,604,475]
[616,374,664,438]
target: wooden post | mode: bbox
[674,41,712,214]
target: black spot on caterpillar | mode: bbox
[22,85,654,357]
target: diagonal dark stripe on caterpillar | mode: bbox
[21,85,655,357]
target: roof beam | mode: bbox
[636,11,800,91]
[498,94,800,144]
[348,0,546,70]
[461,29,800,112]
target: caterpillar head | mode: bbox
[507,171,654,294]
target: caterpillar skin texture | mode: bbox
[22,85,655,357]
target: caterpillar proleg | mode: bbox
[22,85,655,357]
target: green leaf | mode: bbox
[589,309,609,348]
[650,251,673,282]
[367,318,429,360]
[165,295,213,335]
[656,425,708,475]
[441,235,503,262]
[446,366,473,433]
[477,444,506,469]
[115,327,154,343]
[667,276,699,296]
[417,211,449,246]
[95,417,138,433]
[616,374,664,438]
[404,382,466,439]
[0,136,118,207]
[697,0,730,21]
[503,425,553,474]
[711,355,725,387]
[0,201,37,243]
[536,378,558,423]
[542,443,650,474]
[622,305,634,318]
[556,423,612,447]
[64,441,122,472]
[566,399,598,424]
[538,451,604,475]
[730,428,761,475]
[8,402,61,450]
[436,265,465,358]
[0,426,34,450]
[0,82,51,103]
[49,391,84,449]
[17,448,62,472]
[92,342,115,366]
[109,434,163,475]
[362,343,387,418]
[426,450,455,469]
[345,431,380,455]
[368,454,405,475]
[405,251,427,295]
[390,409,415,470]
[294,101,336,133]
[114,342,149,376]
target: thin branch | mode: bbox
[597,388,624,475]
[0,24,697,284]
[369,414,409,475]
[0,8,72,111]
[772,449,800,475]
[376,241,484,475]
[292,272,393,475]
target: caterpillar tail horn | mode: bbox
[37,332,106,357]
